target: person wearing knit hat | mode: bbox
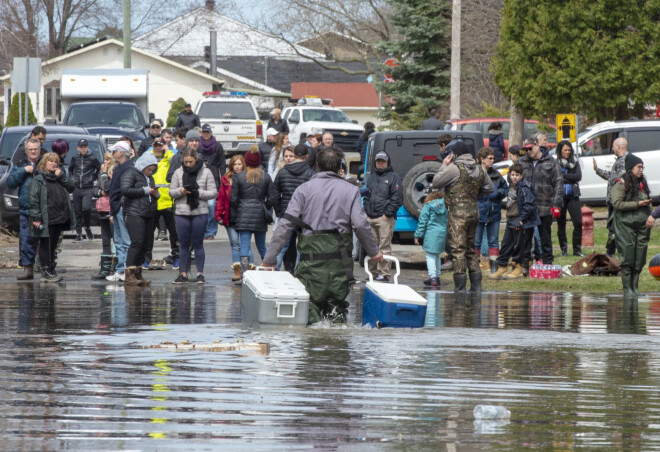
[432,140,494,294]
[230,145,272,276]
[625,153,643,172]
[612,152,651,298]
[186,129,201,145]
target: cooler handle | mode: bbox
[275,301,297,319]
[254,266,273,271]
[395,304,416,313]
[363,255,400,285]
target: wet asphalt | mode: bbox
[0,226,429,286]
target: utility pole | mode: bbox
[123,0,131,68]
[450,0,461,119]
[210,30,217,77]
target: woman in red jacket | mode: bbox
[215,154,252,281]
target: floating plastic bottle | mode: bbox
[473,405,511,420]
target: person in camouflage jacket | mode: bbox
[594,137,629,256]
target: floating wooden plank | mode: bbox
[141,340,269,354]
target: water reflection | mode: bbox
[419,290,660,335]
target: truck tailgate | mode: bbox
[205,120,257,148]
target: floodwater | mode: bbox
[2,284,660,450]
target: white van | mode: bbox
[573,120,660,204]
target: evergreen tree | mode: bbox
[167,97,187,128]
[376,0,451,129]
[6,93,37,127]
[493,0,660,121]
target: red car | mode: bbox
[447,117,556,159]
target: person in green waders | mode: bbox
[612,153,652,297]
[262,148,383,323]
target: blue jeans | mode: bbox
[205,199,218,238]
[475,221,500,255]
[226,226,253,263]
[19,214,38,266]
[276,231,295,270]
[425,252,441,278]
[238,230,267,260]
[113,209,130,274]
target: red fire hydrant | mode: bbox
[581,206,594,247]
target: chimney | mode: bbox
[205,0,215,11]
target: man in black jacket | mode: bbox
[363,151,403,281]
[70,139,101,242]
[138,120,163,157]
[175,103,200,130]
[268,144,316,271]
[419,108,443,130]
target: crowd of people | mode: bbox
[9,107,654,312]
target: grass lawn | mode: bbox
[473,208,660,294]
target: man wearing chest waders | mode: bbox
[262,148,383,324]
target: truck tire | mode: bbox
[402,161,442,219]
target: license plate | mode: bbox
[221,142,232,148]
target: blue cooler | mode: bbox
[362,256,427,328]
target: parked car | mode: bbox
[447,117,556,159]
[353,130,484,264]
[0,133,105,230]
[572,119,660,204]
[0,125,88,179]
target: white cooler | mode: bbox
[241,270,310,327]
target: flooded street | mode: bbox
[2,283,660,450]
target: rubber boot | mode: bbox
[631,271,641,297]
[490,265,508,280]
[240,256,250,281]
[621,269,634,298]
[231,263,242,282]
[489,259,498,275]
[123,266,140,286]
[560,246,567,257]
[135,266,151,286]
[521,260,530,278]
[469,271,483,293]
[453,273,467,294]
[17,264,34,281]
[441,259,453,271]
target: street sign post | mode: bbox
[556,113,577,142]
[10,57,41,126]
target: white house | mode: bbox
[1,38,289,124]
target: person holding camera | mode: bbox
[433,141,493,293]
[169,148,217,284]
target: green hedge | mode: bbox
[6,93,37,127]
[167,97,187,128]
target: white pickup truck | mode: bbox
[195,92,263,156]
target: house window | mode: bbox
[44,84,61,118]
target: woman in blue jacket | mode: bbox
[475,147,508,273]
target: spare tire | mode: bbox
[402,161,443,219]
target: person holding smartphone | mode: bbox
[612,153,652,298]
[169,148,217,284]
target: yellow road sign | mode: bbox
[556,114,577,142]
